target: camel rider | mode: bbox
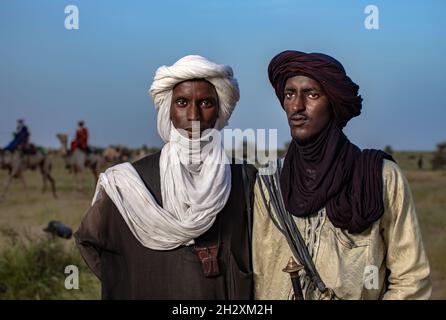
[4,118,31,152]
[71,120,90,154]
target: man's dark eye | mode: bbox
[201,100,214,108]
[285,92,294,99]
[308,93,320,99]
[176,99,187,107]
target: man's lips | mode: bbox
[289,115,308,126]
[185,127,203,133]
[183,127,206,137]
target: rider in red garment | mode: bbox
[71,120,89,153]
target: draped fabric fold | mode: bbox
[280,121,394,234]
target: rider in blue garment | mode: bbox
[4,119,30,152]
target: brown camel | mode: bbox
[102,146,121,164]
[0,147,57,200]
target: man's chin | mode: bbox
[291,129,315,145]
[186,130,211,140]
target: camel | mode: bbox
[102,145,135,164]
[103,147,121,164]
[0,147,57,200]
[56,133,102,190]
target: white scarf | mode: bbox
[92,126,231,250]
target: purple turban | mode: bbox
[268,50,363,128]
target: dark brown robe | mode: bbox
[75,152,257,300]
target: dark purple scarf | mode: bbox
[280,120,394,234]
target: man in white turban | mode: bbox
[75,55,257,300]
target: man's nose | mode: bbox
[292,94,305,112]
[187,103,201,121]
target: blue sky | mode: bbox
[1,0,445,150]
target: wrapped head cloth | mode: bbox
[268,50,363,128]
[149,55,240,142]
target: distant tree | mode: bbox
[384,145,394,155]
[417,154,424,170]
[437,142,446,152]
[432,141,446,170]
[148,147,160,154]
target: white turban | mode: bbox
[149,55,240,142]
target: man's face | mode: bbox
[170,79,219,138]
[283,75,332,142]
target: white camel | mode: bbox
[0,147,57,200]
[56,133,101,190]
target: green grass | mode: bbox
[0,228,100,299]
[0,156,101,299]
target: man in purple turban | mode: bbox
[252,50,431,300]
